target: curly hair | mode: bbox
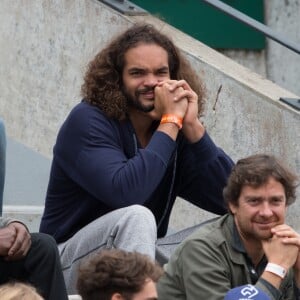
[223,154,299,209]
[77,249,163,300]
[81,23,205,120]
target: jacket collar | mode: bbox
[224,214,267,279]
[223,214,248,265]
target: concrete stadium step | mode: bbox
[3,136,50,231]
[2,205,44,232]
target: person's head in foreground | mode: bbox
[0,282,44,300]
[224,284,270,300]
[77,249,163,300]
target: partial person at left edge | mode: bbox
[0,216,68,300]
[0,118,6,216]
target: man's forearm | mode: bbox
[182,119,205,143]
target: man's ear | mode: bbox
[228,202,237,214]
[111,293,124,300]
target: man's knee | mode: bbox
[124,205,156,225]
[30,233,59,257]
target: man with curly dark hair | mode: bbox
[77,249,163,300]
[39,23,234,293]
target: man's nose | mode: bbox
[144,74,159,86]
[259,202,273,217]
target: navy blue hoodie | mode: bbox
[40,101,234,243]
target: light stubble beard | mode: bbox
[123,86,155,113]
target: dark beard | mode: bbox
[123,86,155,113]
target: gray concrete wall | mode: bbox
[0,1,299,232]
[220,1,300,97]
[265,0,300,96]
[0,0,131,157]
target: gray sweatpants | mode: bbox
[58,205,157,294]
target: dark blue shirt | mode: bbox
[39,101,234,243]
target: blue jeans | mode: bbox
[0,119,6,216]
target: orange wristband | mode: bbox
[160,114,183,130]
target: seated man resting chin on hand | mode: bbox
[157,154,300,300]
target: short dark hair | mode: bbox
[223,154,298,208]
[77,249,163,300]
[81,23,205,120]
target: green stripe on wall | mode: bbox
[131,0,265,50]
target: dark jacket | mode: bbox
[157,214,298,300]
[40,101,233,243]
